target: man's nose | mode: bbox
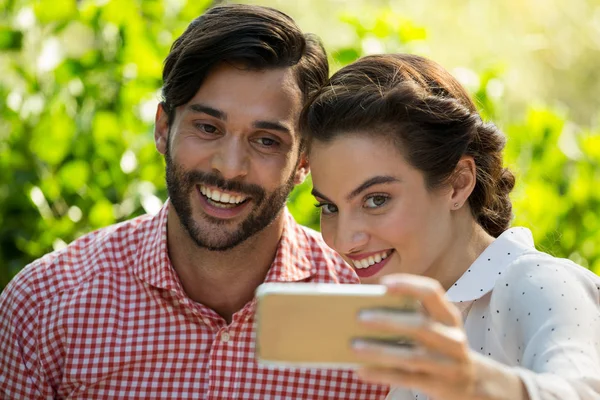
[210,136,250,180]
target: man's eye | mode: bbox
[196,123,218,134]
[364,195,388,209]
[256,137,279,147]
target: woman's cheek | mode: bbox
[319,220,336,249]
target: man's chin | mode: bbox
[185,218,251,251]
[190,233,250,252]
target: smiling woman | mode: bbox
[300,53,600,400]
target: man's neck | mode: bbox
[166,208,285,324]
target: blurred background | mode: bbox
[1,0,599,291]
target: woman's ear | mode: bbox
[450,156,477,210]
[155,102,169,155]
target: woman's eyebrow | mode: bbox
[345,175,401,201]
[311,187,332,202]
[311,175,401,203]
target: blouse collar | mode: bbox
[446,227,535,303]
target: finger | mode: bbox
[356,366,435,393]
[381,274,462,326]
[356,312,468,360]
[357,365,475,399]
[352,340,467,381]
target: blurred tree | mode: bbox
[0,0,213,289]
[507,107,600,271]
[0,0,598,292]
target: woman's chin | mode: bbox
[359,275,384,285]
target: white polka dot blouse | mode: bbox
[387,227,600,400]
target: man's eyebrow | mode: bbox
[253,120,292,136]
[346,175,401,201]
[187,103,227,120]
[186,104,291,136]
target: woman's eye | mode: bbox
[315,203,338,215]
[364,195,388,209]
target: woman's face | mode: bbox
[309,134,456,284]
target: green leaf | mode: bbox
[58,160,91,193]
[92,110,121,142]
[332,47,360,65]
[0,27,23,50]
[30,107,75,167]
[34,0,78,23]
[89,199,115,228]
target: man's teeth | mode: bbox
[200,185,247,204]
[353,251,390,269]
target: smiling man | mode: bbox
[0,4,387,399]
[158,63,309,316]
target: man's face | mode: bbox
[155,63,307,251]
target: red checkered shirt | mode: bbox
[0,202,388,399]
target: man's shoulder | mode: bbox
[1,213,156,306]
[291,222,359,284]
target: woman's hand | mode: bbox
[352,274,528,400]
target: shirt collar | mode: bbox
[132,200,180,291]
[264,208,316,282]
[133,202,316,291]
[445,227,535,303]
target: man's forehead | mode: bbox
[203,62,299,89]
[182,65,302,120]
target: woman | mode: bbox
[299,54,600,400]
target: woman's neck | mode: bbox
[428,216,496,291]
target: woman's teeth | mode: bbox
[352,251,390,269]
[200,185,248,207]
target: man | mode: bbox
[0,4,387,399]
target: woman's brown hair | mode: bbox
[300,54,515,237]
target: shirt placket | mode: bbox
[206,322,236,399]
[168,291,228,398]
[206,303,255,399]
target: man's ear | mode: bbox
[155,102,170,155]
[293,152,310,185]
[449,156,477,210]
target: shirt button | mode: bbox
[221,331,230,343]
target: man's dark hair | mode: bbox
[161,4,329,124]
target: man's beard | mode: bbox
[165,146,296,252]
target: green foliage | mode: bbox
[0,1,598,292]
[507,108,600,271]
[0,0,212,290]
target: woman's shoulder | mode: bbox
[491,248,600,312]
[487,243,600,361]
[503,249,599,289]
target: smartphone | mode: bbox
[254,282,420,369]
